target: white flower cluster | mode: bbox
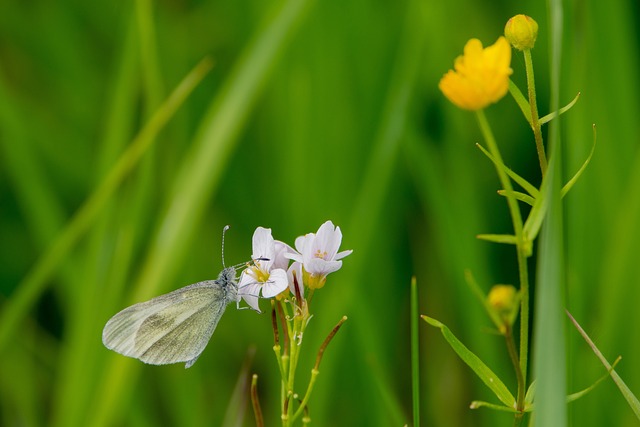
[238,221,352,312]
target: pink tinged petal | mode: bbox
[273,241,294,271]
[238,282,262,312]
[261,269,289,298]
[306,258,343,276]
[287,262,304,298]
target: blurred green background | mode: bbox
[1,0,640,425]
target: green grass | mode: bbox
[1,0,640,426]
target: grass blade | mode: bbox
[0,57,213,353]
[411,277,420,427]
[531,0,567,425]
[566,311,640,419]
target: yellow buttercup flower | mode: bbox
[439,37,513,111]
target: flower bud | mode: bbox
[487,285,519,330]
[505,14,538,50]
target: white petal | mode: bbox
[237,270,254,288]
[261,269,289,298]
[305,258,342,276]
[335,249,353,260]
[273,240,293,271]
[302,232,316,265]
[238,282,262,312]
[294,234,310,253]
[241,293,261,312]
[252,227,275,270]
[315,221,341,259]
[284,251,303,263]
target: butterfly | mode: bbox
[102,265,241,368]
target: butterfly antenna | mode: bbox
[221,225,230,268]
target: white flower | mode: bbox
[238,227,290,311]
[287,221,352,289]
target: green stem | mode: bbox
[475,110,529,415]
[524,49,547,175]
[505,324,525,413]
[251,374,265,427]
[516,245,530,385]
[290,316,347,424]
[283,315,303,426]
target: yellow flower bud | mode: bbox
[487,285,519,328]
[439,37,513,111]
[505,14,539,50]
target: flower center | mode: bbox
[314,249,328,260]
[249,264,270,283]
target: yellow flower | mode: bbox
[488,284,518,315]
[505,14,539,50]
[487,284,519,332]
[439,37,513,111]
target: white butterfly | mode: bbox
[102,266,240,369]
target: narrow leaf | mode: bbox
[410,277,420,427]
[561,124,596,198]
[566,356,621,403]
[539,92,581,125]
[470,400,517,412]
[566,310,640,419]
[525,380,537,405]
[476,143,539,197]
[476,234,517,245]
[498,190,535,206]
[523,167,550,244]
[509,79,532,125]
[422,315,516,408]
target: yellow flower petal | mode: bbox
[439,37,513,111]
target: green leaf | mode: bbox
[476,234,517,245]
[410,278,420,427]
[422,315,516,408]
[539,92,581,125]
[525,380,537,406]
[498,190,535,206]
[566,356,621,403]
[561,124,596,198]
[531,1,568,422]
[523,167,550,244]
[509,79,532,125]
[566,310,640,420]
[525,357,621,412]
[470,400,518,412]
[476,143,539,198]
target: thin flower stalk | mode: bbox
[291,316,348,423]
[524,49,547,175]
[476,109,529,412]
[251,374,265,427]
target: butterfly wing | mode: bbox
[102,280,228,368]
